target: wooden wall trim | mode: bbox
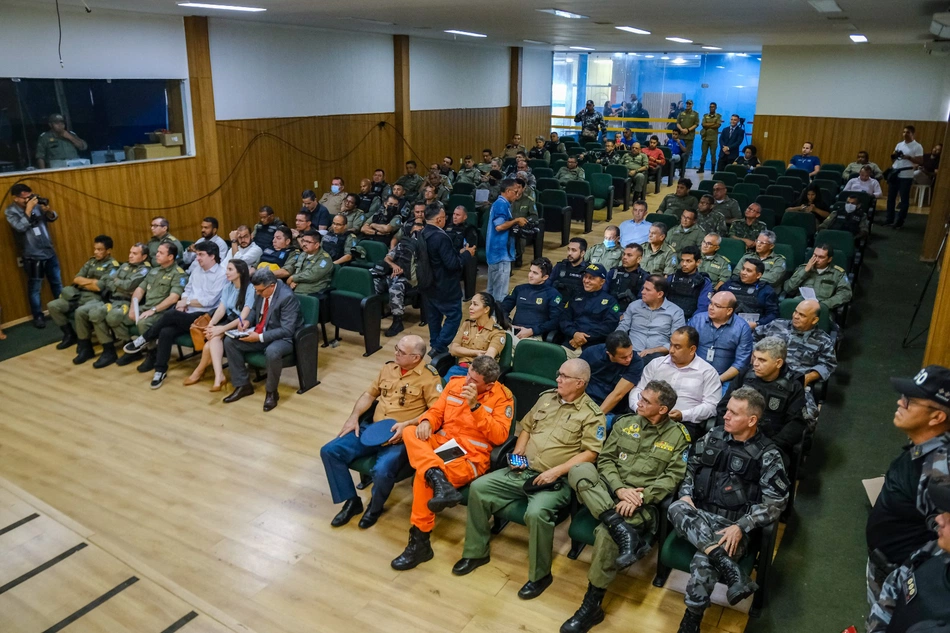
[393,35,411,167]
[508,47,523,141]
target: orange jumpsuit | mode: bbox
[403,376,514,532]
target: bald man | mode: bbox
[454,358,606,600]
[689,290,754,386]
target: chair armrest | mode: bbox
[431,351,456,376]
[489,436,518,471]
[358,400,380,425]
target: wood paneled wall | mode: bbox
[410,108,508,164]
[0,16,223,324]
[751,115,947,170]
[519,106,554,140]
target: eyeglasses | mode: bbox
[556,371,584,382]
[898,395,943,411]
[394,347,419,358]
[150,223,164,228]
[701,240,717,246]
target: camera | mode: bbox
[31,195,50,206]
[512,217,542,239]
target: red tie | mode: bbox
[255,297,270,334]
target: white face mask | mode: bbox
[845,203,857,213]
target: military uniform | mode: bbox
[584,243,624,271]
[450,319,507,365]
[729,220,769,251]
[569,414,690,588]
[373,233,417,317]
[696,210,728,237]
[503,143,527,159]
[395,173,424,202]
[555,166,586,185]
[699,112,723,173]
[283,249,334,295]
[627,153,650,196]
[559,288,622,353]
[658,194,699,219]
[713,198,743,223]
[867,540,949,632]
[88,260,150,344]
[736,251,787,289]
[783,264,852,310]
[607,266,649,311]
[676,109,701,165]
[640,242,678,275]
[667,225,705,252]
[47,255,119,327]
[146,234,183,267]
[320,360,442,515]
[322,231,361,262]
[340,208,368,232]
[548,259,587,300]
[699,254,733,288]
[36,130,87,165]
[319,191,346,216]
[462,390,606,581]
[456,167,484,187]
[528,147,551,164]
[575,110,607,140]
[668,426,789,615]
[110,263,186,343]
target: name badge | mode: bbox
[706,348,715,362]
[33,227,42,236]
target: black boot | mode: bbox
[93,343,118,369]
[599,509,646,570]
[677,608,704,633]
[560,583,607,633]
[57,324,77,350]
[391,526,433,570]
[136,350,156,373]
[708,546,758,605]
[384,316,404,337]
[72,339,96,365]
[425,468,462,512]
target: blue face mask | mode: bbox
[604,240,616,249]
[331,185,341,194]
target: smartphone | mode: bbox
[507,454,529,470]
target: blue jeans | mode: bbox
[320,430,409,513]
[26,254,63,318]
[444,364,469,380]
[487,261,512,302]
[424,296,463,355]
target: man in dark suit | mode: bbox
[717,114,744,172]
[223,268,303,411]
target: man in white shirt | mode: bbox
[228,224,262,269]
[843,166,883,199]
[884,125,924,229]
[629,325,722,440]
[124,241,226,389]
[183,216,229,272]
[619,200,652,248]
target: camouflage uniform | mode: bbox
[373,225,417,317]
[736,251,787,289]
[754,319,837,424]
[87,260,150,343]
[729,220,768,251]
[47,255,119,327]
[395,173,424,202]
[668,426,789,615]
[109,263,186,343]
[783,264,853,311]
[667,226,705,252]
[569,414,690,588]
[575,109,607,140]
[696,210,728,237]
[867,540,948,632]
[699,254,733,288]
[640,242,678,275]
[658,194,699,219]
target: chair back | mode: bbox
[773,225,808,260]
[605,164,629,180]
[297,294,320,326]
[762,160,787,175]
[534,167,554,179]
[589,172,613,198]
[529,159,548,169]
[646,213,678,230]
[784,168,810,184]
[550,152,569,164]
[582,163,604,178]
[565,180,592,196]
[332,266,374,298]
[758,207,777,229]
[731,192,750,212]
[539,188,569,206]
[780,210,817,241]
[743,173,771,190]
[733,182,761,201]
[537,178,561,192]
[772,242,799,272]
[552,160,567,172]
[776,176,804,194]
[712,171,738,187]
[725,164,749,178]
[584,142,604,151]
[358,240,389,265]
[815,229,856,262]
[822,163,846,174]
[511,340,566,378]
[756,194,786,218]
[766,184,796,205]
[718,237,746,266]
[697,180,718,194]
[447,194,476,218]
[780,297,833,332]
[816,170,843,183]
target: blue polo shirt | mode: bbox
[580,343,644,410]
[789,154,821,173]
[486,196,514,265]
[688,311,754,375]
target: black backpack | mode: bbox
[415,229,435,291]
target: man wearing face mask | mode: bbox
[783,244,852,311]
[360,194,403,245]
[319,177,347,216]
[584,226,623,271]
[819,194,869,239]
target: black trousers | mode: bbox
[885,177,913,226]
[144,309,207,372]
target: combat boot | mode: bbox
[599,509,647,570]
[676,608,704,633]
[425,468,462,512]
[391,526,434,570]
[384,316,404,337]
[559,583,606,633]
[93,343,118,369]
[136,350,157,373]
[708,546,758,605]
[57,324,77,350]
[72,339,95,365]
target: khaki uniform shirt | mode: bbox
[713,197,742,222]
[699,254,733,286]
[676,110,700,140]
[367,361,443,423]
[627,152,649,174]
[584,243,624,271]
[666,226,705,252]
[700,113,723,142]
[737,251,787,287]
[503,144,527,159]
[452,319,507,365]
[598,414,690,504]
[522,391,606,472]
[640,242,678,275]
[284,249,334,295]
[141,263,187,310]
[556,167,586,184]
[147,234,183,267]
[36,130,87,164]
[783,264,853,310]
[395,174,425,200]
[319,191,346,216]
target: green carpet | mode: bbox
[747,214,938,632]
[0,318,60,362]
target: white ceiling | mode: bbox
[8,0,946,52]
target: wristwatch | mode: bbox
[470,402,481,412]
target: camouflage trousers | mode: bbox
[804,388,819,431]
[373,274,411,316]
[866,555,896,611]
[668,500,750,612]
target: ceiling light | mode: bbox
[702,46,722,50]
[538,9,588,19]
[660,55,670,60]
[735,85,745,88]
[523,39,548,44]
[666,37,693,44]
[850,34,868,42]
[716,65,725,68]
[671,57,687,64]
[445,29,487,37]
[177,2,265,10]
[616,26,651,35]
[628,52,638,56]
[570,46,595,51]
[644,54,655,59]
[808,0,842,12]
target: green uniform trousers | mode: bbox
[73,300,105,340]
[107,306,160,343]
[700,139,717,172]
[568,462,656,589]
[89,300,128,344]
[462,468,572,581]
[47,286,87,327]
[631,171,647,196]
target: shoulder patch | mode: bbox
[425,363,440,376]
[833,265,845,273]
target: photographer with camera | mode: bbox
[486,178,527,301]
[883,125,924,229]
[5,184,63,328]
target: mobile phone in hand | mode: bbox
[507,454,529,470]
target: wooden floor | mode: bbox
[0,179,755,633]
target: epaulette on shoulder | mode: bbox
[424,363,439,375]
[833,265,846,273]
[501,385,513,398]
[587,401,602,416]
[175,266,185,273]
[676,422,691,443]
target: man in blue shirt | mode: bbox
[619,200,651,248]
[501,257,563,340]
[486,178,526,301]
[559,263,621,357]
[688,290,753,390]
[580,330,644,419]
[788,141,821,177]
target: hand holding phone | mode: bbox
[507,453,529,470]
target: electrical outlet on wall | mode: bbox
[764,132,768,138]
[314,181,319,189]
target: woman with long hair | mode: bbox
[443,292,511,379]
[183,258,254,390]
[786,183,832,221]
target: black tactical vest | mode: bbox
[693,428,774,521]
[668,271,708,319]
[888,554,950,633]
[322,232,347,261]
[828,209,863,235]
[725,279,761,315]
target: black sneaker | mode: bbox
[150,371,167,389]
[33,315,46,329]
[123,338,148,354]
